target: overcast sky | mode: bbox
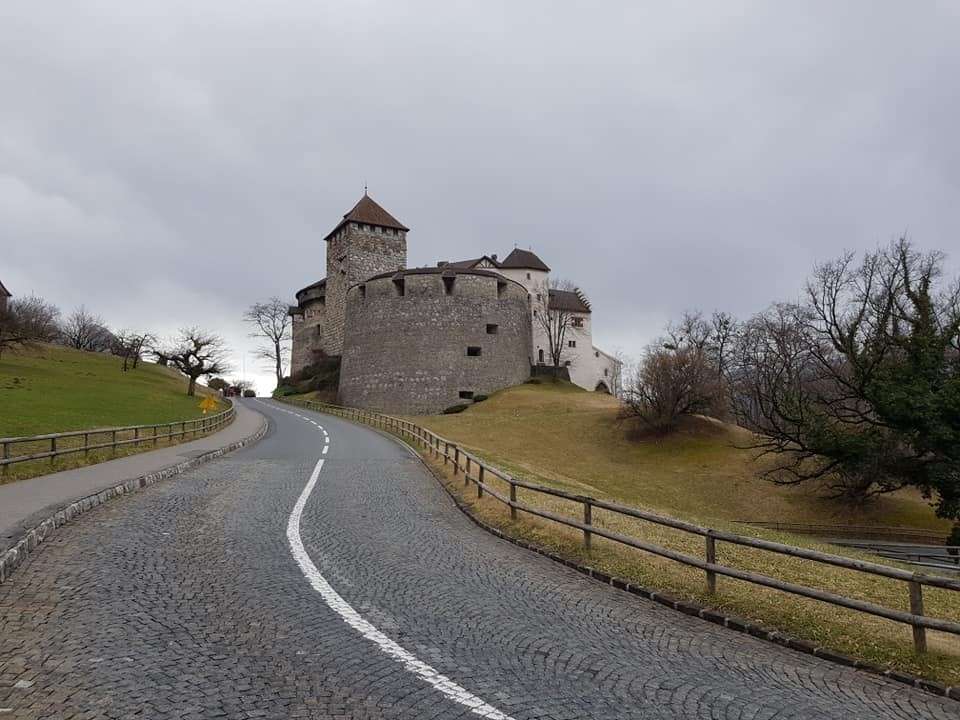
[3,2,959,394]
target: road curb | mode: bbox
[382,431,959,703]
[0,414,269,586]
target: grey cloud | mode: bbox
[2,1,959,393]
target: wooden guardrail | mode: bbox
[0,404,235,476]
[286,398,960,654]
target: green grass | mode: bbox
[1,343,228,481]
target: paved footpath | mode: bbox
[0,400,955,719]
[0,401,264,555]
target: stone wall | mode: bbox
[339,269,532,414]
[325,224,406,356]
[290,300,328,377]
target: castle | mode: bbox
[289,194,620,413]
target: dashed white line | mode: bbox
[288,459,513,719]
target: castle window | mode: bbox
[595,351,600,358]
[392,229,398,236]
[538,349,544,364]
[604,368,609,376]
[497,280,507,299]
[467,346,482,357]
[443,275,455,295]
[526,272,531,280]
[486,324,498,334]
[393,277,405,296]
[359,284,366,298]
[568,340,576,348]
[316,326,322,335]
[572,317,584,328]
[459,390,474,400]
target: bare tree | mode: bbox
[60,306,113,351]
[163,328,231,396]
[0,294,62,359]
[10,295,61,342]
[113,330,156,371]
[731,239,960,515]
[243,297,292,388]
[535,278,579,380]
[0,306,29,360]
[623,340,724,435]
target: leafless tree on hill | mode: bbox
[10,295,61,342]
[163,328,231,396]
[113,330,156,371]
[243,297,292,388]
[535,277,577,381]
[60,306,114,352]
[0,294,62,359]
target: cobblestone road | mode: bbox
[0,400,955,719]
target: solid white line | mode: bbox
[287,458,514,720]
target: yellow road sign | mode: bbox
[198,396,218,414]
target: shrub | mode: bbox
[472,394,488,403]
[524,377,542,385]
[443,404,469,414]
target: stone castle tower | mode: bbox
[322,193,408,355]
[290,193,409,369]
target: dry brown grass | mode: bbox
[389,383,960,684]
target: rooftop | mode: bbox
[0,280,10,298]
[549,288,591,313]
[500,248,550,272]
[324,193,409,241]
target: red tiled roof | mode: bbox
[324,194,409,241]
[549,289,590,313]
[500,248,550,272]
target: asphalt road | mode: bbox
[0,399,955,719]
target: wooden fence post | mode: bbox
[705,533,717,595]
[2,443,8,476]
[477,465,484,499]
[111,430,117,454]
[444,442,450,466]
[509,482,517,520]
[583,500,592,552]
[50,437,56,464]
[87,432,92,454]
[909,580,927,653]
[465,456,471,487]
[453,447,459,475]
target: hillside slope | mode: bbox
[0,343,224,437]
[411,382,951,534]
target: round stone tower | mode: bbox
[339,268,532,414]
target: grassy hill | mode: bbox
[411,381,951,534]
[397,381,958,683]
[0,343,227,480]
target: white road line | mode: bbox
[321,446,329,455]
[287,458,514,720]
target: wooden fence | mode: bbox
[0,405,235,476]
[287,398,960,654]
